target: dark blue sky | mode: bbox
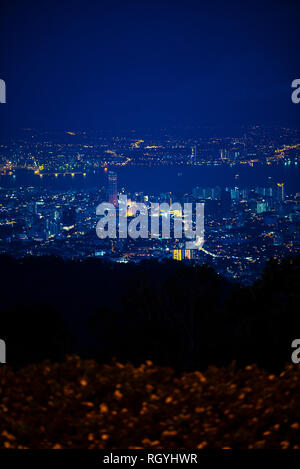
[0,0,299,132]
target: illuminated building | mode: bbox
[173,249,194,261]
[173,249,182,261]
[62,207,76,231]
[277,183,285,202]
[35,201,44,215]
[220,149,228,161]
[108,171,118,206]
[185,250,191,259]
[191,145,197,162]
[230,188,240,200]
[273,233,283,246]
[257,201,268,214]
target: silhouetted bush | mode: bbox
[0,254,299,370]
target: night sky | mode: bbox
[0,0,299,133]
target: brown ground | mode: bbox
[0,356,299,449]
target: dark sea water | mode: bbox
[1,166,299,194]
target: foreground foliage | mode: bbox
[0,356,299,449]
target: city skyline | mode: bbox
[1,124,299,285]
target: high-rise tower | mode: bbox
[276,183,285,202]
[107,171,118,206]
[191,145,197,162]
